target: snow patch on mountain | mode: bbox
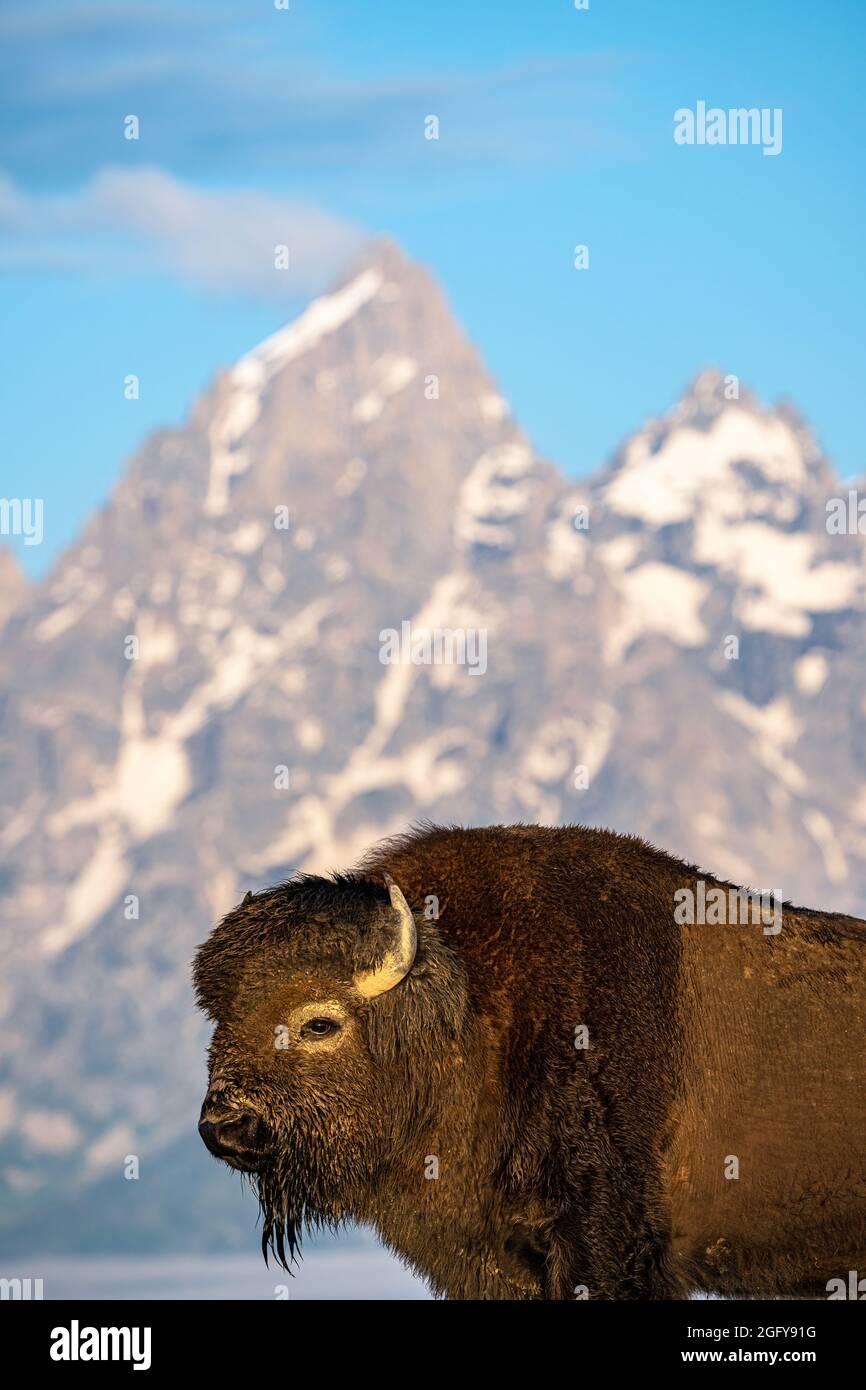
[456,441,535,550]
[514,708,615,823]
[479,392,509,422]
[793,651,829,695]
[521,708,616,788]
[247,571,490,876]
[695,517,861,637]
[204,266,384,515]
[352,353,418,422]
[242,266,384,379]
[605,562,709,662]
[716,691,806,794]
[803,808,848,884]
[20,1110,80,1155]
[41,604,332,954]
[604,405,809,528]
[35,571,105,642]
[545,493,589,582]
[230,521,266,554]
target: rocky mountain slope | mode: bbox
[1,239,864,1252]
[0,546,26,635]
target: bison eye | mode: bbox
[300,1017,341,1040]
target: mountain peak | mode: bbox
[674,367,758,424]
[592,364,861,658]
[663,371,824,476]
[601,367,831,525]
[346,234,412,280]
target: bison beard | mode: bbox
[194,823,866,1300]
[256,1163,302,1270]
[255,1129,373,1271]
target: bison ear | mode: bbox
[354,874,418,999]
[241,890,254,907]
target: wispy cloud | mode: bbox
[1,2,631,185]
[0,166,366,300]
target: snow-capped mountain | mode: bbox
[581,370,866,895]
[1,240,864,1252]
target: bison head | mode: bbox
[193,872,468,1266]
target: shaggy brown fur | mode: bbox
[193,823,866,1299]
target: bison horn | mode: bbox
[354,873,417,998]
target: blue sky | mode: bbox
[3,0,865,575]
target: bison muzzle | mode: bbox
[193,824,866,1299]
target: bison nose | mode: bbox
[198,1103,272,1170]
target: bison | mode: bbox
[193,823,866,1299]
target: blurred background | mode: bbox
[1,0,865,1297]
